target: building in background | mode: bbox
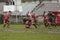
[0,0,60,23]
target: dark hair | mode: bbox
[8,11,12,13]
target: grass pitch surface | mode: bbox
[0,24,60,40]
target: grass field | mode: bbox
[0,24,60,40]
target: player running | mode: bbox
[3,11,12,28]
[31,13,38,28]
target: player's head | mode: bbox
[44,11,46,14]
[8,11,12,13]
[26,11,30,17]
[7,11,12,15]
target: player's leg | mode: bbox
[33,23,37,28]
[7,20,9,28]
[3,20,6,28]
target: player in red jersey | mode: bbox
[3,11,12,28]
[23,11,31,28]
[43,11,48,27]
[31,13,37,28]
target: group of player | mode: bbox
[23,11,38,28]
[43,11,56,27]
[2,11,38,28]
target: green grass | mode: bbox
[0,24,60,40]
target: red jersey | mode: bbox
[3,14,9,20]
[32,13,37,23]
[42,13,48,23]
[43,14,46,20]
